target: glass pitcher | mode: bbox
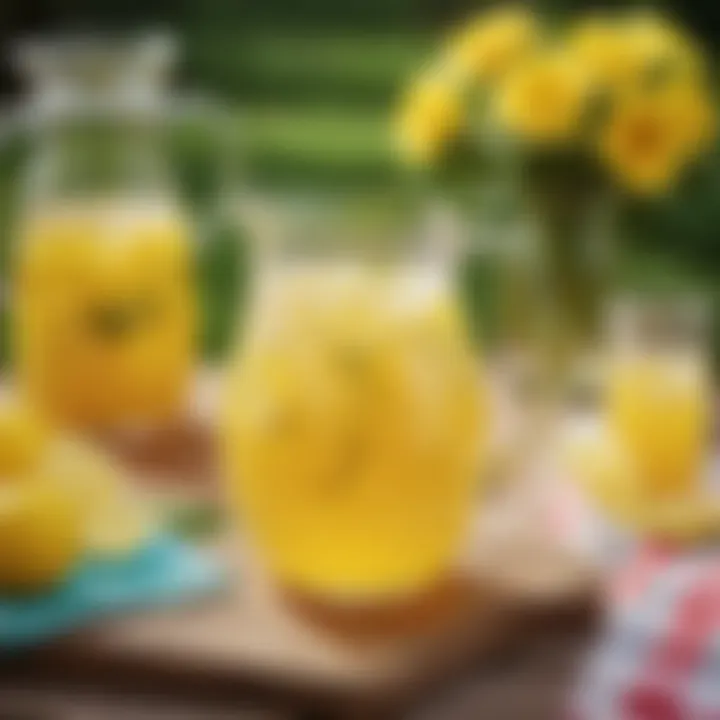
[11,35,197,431]
[222,195,488,601]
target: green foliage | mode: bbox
[196,215,248,360]
[1,23,718,368]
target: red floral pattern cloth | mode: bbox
[573,542,720,720]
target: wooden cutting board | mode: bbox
[1,373,598,717]
[3,485,597,717]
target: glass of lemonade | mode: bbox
[606,294,711,497]
[12,36,196,430]
[222,196,487,601]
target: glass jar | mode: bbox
[605,293,711,497]
[11,35,197,431]
[222,195,487,601]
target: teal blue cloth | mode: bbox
[0,535,224,650]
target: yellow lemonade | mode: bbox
[223,266,485,599]
[14,201,196,429]
[607,353,709,496]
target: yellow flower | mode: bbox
[395,69,463,166]
[569,12,705,91]
[447,5,539,82]
[599,82,713,195]
[495,52,590,143]
[568,16,637,87]
[624,12,705,82]
[661,81,717,155]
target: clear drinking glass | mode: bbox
[11,35,197,431]
[605,293,711,496]
[222,195,487,601]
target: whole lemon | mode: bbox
[564,420,643,525]
[0,473,84,593]
[0,400,49,477]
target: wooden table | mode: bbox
[0,375,600,719]
[0,484,598,719]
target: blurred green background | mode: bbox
[1,0,719,365]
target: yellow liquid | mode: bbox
[223,267,485,599]
[14,202,196,430]
[607,354,709,496]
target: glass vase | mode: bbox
[499,153,616,411]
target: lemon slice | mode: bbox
[46,438,153,557]
[636,495,720,543]
[86,482,152,556]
